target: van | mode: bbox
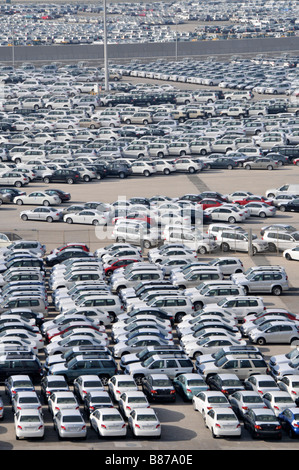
[266,184,299,198]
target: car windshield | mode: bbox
[19,397,39,404]
[92,397,111,403]
[216,413,236,421]
[13,381,33,388]
[102,414,122,421]
[19,416,41,423]
[187,379,206,386]
[152,379,172,386]
[223,379,242,386]
[117,381,136,387]
[128,397,148,404]
[208,396,227,404]
[84,381,102,387]
[243,396,263,403]
[57,397,77,404]
[275,397,293,403]
[62,416,83,423]
[255,414,278,422]
[136,414,157,421]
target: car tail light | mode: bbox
[242,406,248,410]
[122,423,126,428]
[215,423,221,428]
[17,425,22,430]
[61,425,66,430]
[151,390,157,394]
[276,425,282,430]
[126,406,131,410]
[254,424,262,430]
[135,424,140,428]
[38,425,44,430]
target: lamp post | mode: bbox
[103,0,109,91]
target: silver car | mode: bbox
[20,207,63,223]
[244,157,279,170]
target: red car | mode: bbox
[233,195,273,206]
[50,243,90,255]
[198,198,223,210]
[46,323,103,341]
[243,309,299,324]
[104,258,141,276]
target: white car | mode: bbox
[262,391,294,416]
[130,161,157,177]
[12,391,43,415]
[128,407,161,438]
[244,374,280,396]
[182,336,246,359]
[90,408,127,437]
[118,390,150,419]
[244,202,276,218]
[192,390,231,417]
[20,207,64,223]
[64,210,109,226]
[14,409,44,440]
[73,375,104,402]
[107,375,138,402]
[277,375,299,401]
[152,160,176,175]
[53,409,87,439]
[283,247,299,261]
[48,391,80,416]
[204,407,241,438]
[229,390,267,418]
[205,206,246,223]
[13,191,61,206]
[0,171,29,187]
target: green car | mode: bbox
[173,373,209,401]
[48,356,118,384]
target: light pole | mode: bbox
[103,0,109,91]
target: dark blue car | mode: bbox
[278,407,299,438]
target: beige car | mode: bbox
[124,112,153,125]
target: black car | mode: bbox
[45,249,93,267]
[0,355,44,384]
[243,409,282,440]
[205,157,238,170]
[279,199,299,212]
[86,165,107,180]
[43,169,81,184]
[105,162,132,179]
[141,374,176,402]
[272,146,299,163]
[45,189,71,202]
[0,121,16,132]
[206,374,244,396]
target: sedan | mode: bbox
[40,375,70,402]
[207,373,244,396]
[128,407,161,438]
[107,374,138,402]
[277,375,299,404]
[90,408,127,437]
[262,391,295,416]
[48,391,80,416]
[283,247,299,261]
[205,407,241,438]
[243,408,282,439]
[229,390,267,418]
[14,409,45,440]
[244,158,279,170]
[244,374,280,395]
[20,207,63,223]
[64,210,109,226]
[118,391,150,419]
[278,407,299,438]
[205,206,246,224]
[73,375,104,402]
[83,390,114,415]
[244,202,276,218]
[13,191,61,206]
[173,373,209,401]
[12,391,43,414]
[53,409,87,439]
[192,390,231,417]
[5,375,35,402]
[141,374,176,402]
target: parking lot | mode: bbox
[1,164,299,451]
[0,53,299,453]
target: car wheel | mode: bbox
[180,150,186,156]
[66,178,74,184]
[245,164,251,170]
[157,152,164,158]
[43,177,50,184]
[221,242,230,252]
[46,217,53,223]
[92,220,99,226]
[228,216,236,224]
[83,175,90,182]
[200,149,207,155]
[175,312,185,323]
[227,164,233,170]
[164,168,170,175]
[14,181,22,188]
[267,165,273,170]
[143,240,151,249]
[268,243,277,253]
[198,246,207,255]
[43,200,50,206]
[252,246,258,255]
[285,253,292,260]
[259,211,266,218]
[188,167,195,173]
[193,351,202,359]
[279,205,286,212]
[119,172,125,179]
[66,218,73,224]
[272,285,282,296]
[21,214,28,221]
[257,337,266,346]
[134,374,144,386]
[99,375,110,386]
[194,302,203,311]
[143,170,150,177]
[16,199,23,205]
